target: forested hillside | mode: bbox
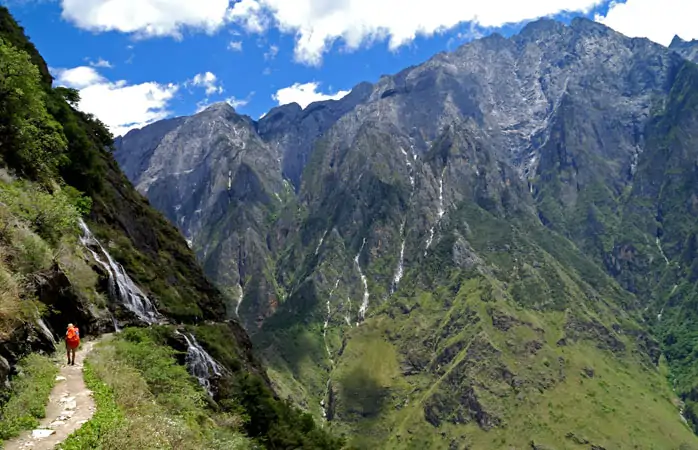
[0,6,343,449]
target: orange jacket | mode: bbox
[66,326,80,345]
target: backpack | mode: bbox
[66,326,80,344]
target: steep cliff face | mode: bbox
[670,35,698,64]
[112,17,698,448]
[114,103,287,326]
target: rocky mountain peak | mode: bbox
[669,35,687,48]
[669,34,698,63]
[200,101,237,115]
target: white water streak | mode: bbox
[392,147,416,294]
[235,283,244,316]
[323,280,339,365]
[177,331,223,397]
[392,221,407,294]
[656,237,670,265]
[355,238,369,323]
[425,167,447,255]
[315,230,328,256]
[321,279,340,420]
[345,298,353,327]
[78,220,159,324]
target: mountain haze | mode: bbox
[114,17,698,448]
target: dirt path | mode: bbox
[4,339,99,450]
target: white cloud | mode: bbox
[228,40,243,51]
[89,57,114,68]
[272,82,349,109]
[264,44,279,60]
[60,0,230,37]
[54,66,178,137]
[595,0,698,46]
[227,0,269,33]
[189,71,224,95]
[226,0,604,65]
[53,66,104,89]
[226,96,250,108]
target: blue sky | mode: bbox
[2,0,693,136]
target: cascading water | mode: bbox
[656,237,670,265]
[78,219,159,324]
[321,279,340,420]
[344,297,353,327]
[323,279,339,364]
[235,283,244,317]
[391,222,407,295]
[400,147,415,188]
[108,311,121,333]
[315,230,328,256]
[391,147,416,294]
[425,167,446,255]
[177,331,223,396]
[355,238,369,324]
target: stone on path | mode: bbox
[55,376,66,382]
[31,430,55,439]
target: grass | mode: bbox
[0,353,58,443]
[62,331,255,450]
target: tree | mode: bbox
[0,38,67,180]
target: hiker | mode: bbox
[65,323,80,365]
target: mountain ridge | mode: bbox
[113,15,698,448]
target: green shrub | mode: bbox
[0,353,57,442]
[63,332,255,450]
[0,180,81,245]
[0,38,67,181]
[12,227,52,274]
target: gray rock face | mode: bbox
[114,102,285,326]
[114,17,684,332]
[258,81,373,190]
[669,35,698,64]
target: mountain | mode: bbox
[114,17,698,448]
[0,6,341,449]
[670,35,698,63]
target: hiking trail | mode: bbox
[4,338,100,450]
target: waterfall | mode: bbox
[355,238,369,323]
[321,280,339,420]
[78,220,159,324]
[425,167,446,255]
[392,147,416,294]
[235,283,244,317]
[108,311,121,333]
[321,378,332,420]
[315,230,328,256]
[323,280,339,364]
[177,331,223,397]
[400,147,415,188]
[656,237,670,265]
[437,167,445,219]
[391,221,406,295]
[344,298,353,327]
